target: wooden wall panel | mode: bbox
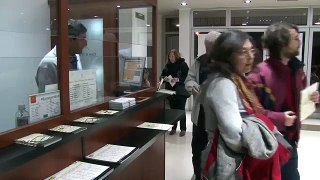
[0,140,82,180]
[111,135,165,180]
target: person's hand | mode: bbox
[163,76,170,82]
[310,91,320,103]
[171,78,179,83]
[192,85,200,95]
[284,111,297,126]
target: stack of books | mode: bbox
[15,133,62,147]
[109,97,136,110]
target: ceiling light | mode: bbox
[181,2,188,6]
[315,22,320,25]
[244,0,251,4]
[176,24,180,27]
[117,5,121,8]
[146,24,151,27]
[94,16,99,18]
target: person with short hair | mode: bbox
[185,31,221,180]
[35,21,87,93]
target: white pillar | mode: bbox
[157,14,164,79]
[179,8,192,111]
[179,8,191,67]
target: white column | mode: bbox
[157,14,164,79]
[179,8,191,67]
[179,8,192,111]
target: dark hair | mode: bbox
[208,30,252,78]
[68,21,87,38]
[262,22,299,58]
[167,49,181,63]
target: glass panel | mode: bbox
[118,7,153,96]
[165,17,179,32]
[193,10,226,27]
[310,32,320,85]
[231,8,308,26]
[68,1,154,111]
[313,8,320,25]
[0,0,60,133]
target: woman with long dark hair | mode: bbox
[200,30,290,180]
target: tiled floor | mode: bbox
[165,111,320,180]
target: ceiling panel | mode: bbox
[158,0,320,15]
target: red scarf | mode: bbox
[203,74,290,180]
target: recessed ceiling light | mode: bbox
[181,2,188,6]
[315,22,320,25]
[117,5,121,8]
[244,0,251,4]
[176,24,180,27]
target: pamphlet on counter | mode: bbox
[49,125,86,134]
[45,161,111,180]
[86,144,137,164]
[15,133,62,147]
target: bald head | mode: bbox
[204,31,221,55]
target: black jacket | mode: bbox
[161,58,189,91]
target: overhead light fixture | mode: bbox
[315,22,320,25]
[146,24,151,27]
[94,16,99,18]
[181,2,188,6]
[244,0,251,4]
[117,5,121,8]
[176,24,180,27]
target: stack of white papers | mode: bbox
[73,116,100,124]
[109,97,136,110]
[157,89,176,95]
[300,82,319,120]
[45,161,110,180]
[87,144,136,163]
[49,125,86,134]
[137,122,173,131]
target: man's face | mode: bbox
[283,29,300,58]
[69,33,87,54]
